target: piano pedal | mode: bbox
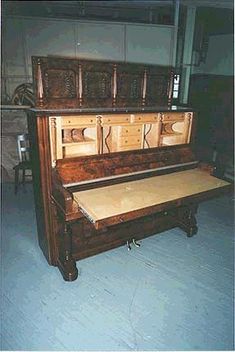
[126,240,132,251]
[132,238,141,247]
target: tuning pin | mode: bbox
[132,238,141,247]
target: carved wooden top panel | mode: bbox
[118,73,141,98]
[115,63,145,107]
[146,66,172,106]
[81,61,113,107]
[32,56,173,109]
[83,71,110,98]
[44,69,77,99]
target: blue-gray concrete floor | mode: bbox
[1,183,234,351]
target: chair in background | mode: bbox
[13,134,32,194]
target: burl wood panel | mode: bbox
[73,169,230,228]
[56,145,196,185]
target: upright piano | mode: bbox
[28,56,230,281]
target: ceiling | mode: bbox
[2,1,175,25]
[2,0,234,27]
[181,0,233,8]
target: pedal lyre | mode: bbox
[132,238,141,247]
[126,241,132,251]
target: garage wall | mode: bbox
[192,34,234,76]
[2,16,174,100]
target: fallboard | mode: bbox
[72,169,230,230]
[56,145,196,186]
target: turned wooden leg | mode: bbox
[177,205,198,237]
[57,223,78,281]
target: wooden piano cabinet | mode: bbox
[28,56,231,281]
[27,112,58,265]
[54,200,198,281]
[56,218,78,282]
[53,174,229,281]
[50,154,230,281]
[70,205,197,259]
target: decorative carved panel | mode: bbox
[32,56,80,108]
[32,56,173,109]
[146,66,172,106]
[115,64,144,107]
[81,62,113,107]
[44,69,77,99]
[83,72,111,99]
[118,73,141,99]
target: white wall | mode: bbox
[126,24,174,65]
[2,16,174,99]
[192,34,234,76]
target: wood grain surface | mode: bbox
[73,169,230,224]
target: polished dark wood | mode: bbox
[28,56,231,281]
[81,61,114,108]
[175,205,198,237]
[56,145,196,185]
[32,56,174,109]
[70,210,189,261]
[115,63,145,107]
[29,110,230,280]
[57,222,78,281]
[27,112,58,265]
[146,66,172,106]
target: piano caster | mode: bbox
[127,241,132,251]
[186,226,198,238]
[132,238,141,247]
[177,206,198,238]
[57,257,78,282]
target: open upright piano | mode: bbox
[28,56,230,281]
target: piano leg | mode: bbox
[57,223,78,281]
[176,205,198,237]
